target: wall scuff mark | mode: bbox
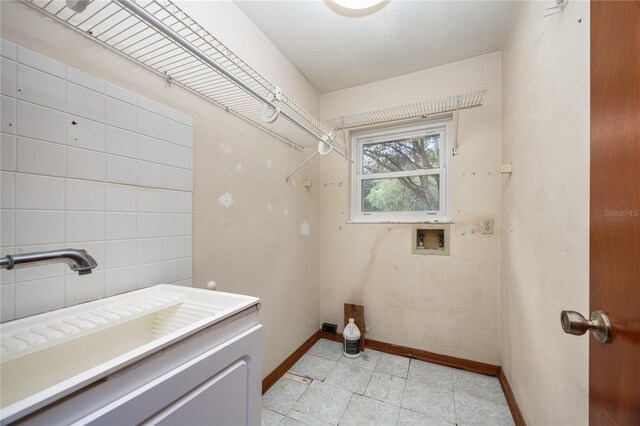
[301,220,310,236]
[218,192,234,208]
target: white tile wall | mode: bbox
[1,173,14,208]
[105,212,136,240]
[68,116,106,152]
[1,134,16,171]
[107,154,137,185]
[17,64,66,111]
[107,126,137,158]
[16,137,66,176]
[104,266,136,297]
[15,174,65,210]
[1,57,17,98]
[67,66,105,93]
[16,101,66,144]
[67,147,106,181]
[0,39,193,322]
[105,184,136,212]
[106,97,137,132]
[138,134,163,163]
[67,83,106,122]
[1,95,16,134]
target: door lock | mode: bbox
[561,310,612,343]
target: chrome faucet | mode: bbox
[0,249,98,275]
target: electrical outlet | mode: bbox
[482,219,494,234]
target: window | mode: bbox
[351,120,452,222]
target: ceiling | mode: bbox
[235,1,518,94]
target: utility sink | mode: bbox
[0,285,260,423]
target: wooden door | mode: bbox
[590,1,640,425]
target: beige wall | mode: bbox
[501,1,590,424]
[319,53,503,365]
[1,0,321,377]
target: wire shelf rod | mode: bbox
[193,80,247,94]
[151,0,271,92]
[117,30,158,53]
[76,2,111,27]
[54,3,71,17]
[285,151,319,182]
[138,41,182,63]
[178,71,222,86]
[99,15,138,40]
[116,1,266,96]
[325,90,487,131]
[87,8,123,33]
[26,0,345,152]
[123,33,166,56]
[120,0,339,149]
[107,25,147,47]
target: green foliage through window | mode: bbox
[362,175,440,212]
[362,135,439,174]
[352,121,450,221]
[361,134,441,212]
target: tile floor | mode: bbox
[262,339,514,426]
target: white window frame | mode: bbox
[351,119,452,223]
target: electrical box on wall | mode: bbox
[482,219,494,234]
[412,225,450,256]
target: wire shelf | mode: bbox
[25,0,344,150]
[324,90,487,131]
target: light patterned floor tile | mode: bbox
[337,349,381,371]
[324,360,375,394]
[397,408,454,426]
[375,353,410,378]
[308,338,343,361]
[363,371,406,406]
[401,380,456,424]
[262,376,310,415]
[281,417,306,426]
[453,369,507,405]
[289,353,338,381]
[292,380,353,425]
[338,394,400,426]
[407,359,454,391]
[262,408,285,426]
[264,344,513,426]
[288,409,333,426]
[455,391,515,425]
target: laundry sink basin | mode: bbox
[0,285,260,423]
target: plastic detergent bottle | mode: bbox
[343,318,361,358]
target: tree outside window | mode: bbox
[352,121,451,222]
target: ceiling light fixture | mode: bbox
[332,0,386,10]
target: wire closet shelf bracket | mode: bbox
[25,0,351,181]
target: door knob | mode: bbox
[561,310,612,343]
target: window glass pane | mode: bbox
[362,134,439,174]
[361,175,440,212]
